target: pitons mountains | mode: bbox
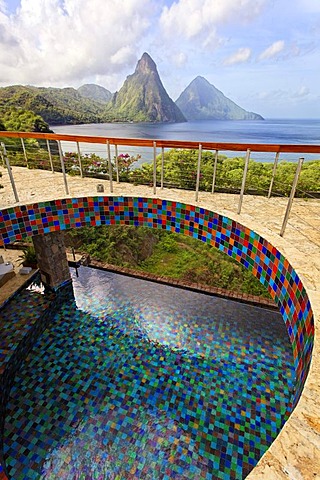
[0,53,263,125]
[104,53,186,123]
[176,76,263,121]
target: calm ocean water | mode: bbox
[53,118,320,163]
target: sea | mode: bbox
[53,118,320,164]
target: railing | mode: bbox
[1,130,320,237]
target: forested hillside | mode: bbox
[64,226,272,299]
[0,108,52,132]
[0,86,105,125]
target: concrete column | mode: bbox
[32,231,71,290]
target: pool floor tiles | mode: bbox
[0,280,55,375]
[2,271,295,480]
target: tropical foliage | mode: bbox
[130,149,320,196]
[17,245,38,268]
[65,226,271,298]
[0,86,106,125]
[1,108,52,133]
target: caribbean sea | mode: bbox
[53,118,320,164]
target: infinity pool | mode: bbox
[3,267,294,479]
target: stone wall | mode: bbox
[32,231,71,290]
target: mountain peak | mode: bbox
[176,76,263,121]
[78,83,112,103]
[135,52,157,75]
[193,76,208,83]
[106,53,186,123]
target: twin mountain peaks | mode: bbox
[0,52,263,125]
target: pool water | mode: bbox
[3,267,295,479]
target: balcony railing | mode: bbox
[0,130,320,237]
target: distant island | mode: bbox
[0,52,263,127]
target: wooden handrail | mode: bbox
[0,130,320,154]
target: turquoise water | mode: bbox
[3,268,295,479]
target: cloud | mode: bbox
[294,85,310,98]
[171,52,188,67]
[160,0,267,41]
[259,40,285,60]
[297,0,320,12]
[224,47,251,65]
[0,0,153,86]
[257,85,311,103]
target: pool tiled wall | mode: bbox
[0,196,314,479]
[0,282,74,479]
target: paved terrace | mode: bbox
[0,165,320,479]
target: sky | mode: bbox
[0,0,319,118]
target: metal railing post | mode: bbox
[46,139,54,173]
[237,149,251,214]
[211,149,218,194]
[114,144,119,183]
[153,142,157,195]
[107,140,113,193]
[268,151,280,198]
[58,140,69,195]
[0,146,4,167]
[76,142,83,178]
[280,157,304,237]
[21,137,29,168]
[161,147,164,189]
[195,143,202,202]
[1,142,19,202]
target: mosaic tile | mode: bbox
[2,268,294,479]
[0,196,315,478]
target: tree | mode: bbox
[1,108,52,133]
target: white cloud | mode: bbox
[259,40,285,60]
[160,0,267,40]
[257,85,311,103]
[257,89,286,101]
[224,47,251,65]
[294,85,310,98]
[0,0,153,86]
[171,52,188,67]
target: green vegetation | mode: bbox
[66,225,158,266]
[0,86,106,125]
[77,84,112,103]
[17,245,38,268]
[0,108,56,172]
[0,108,52,133]
[131,149,320,196]
[65,226,271,298]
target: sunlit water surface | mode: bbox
[3,268,295,479]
